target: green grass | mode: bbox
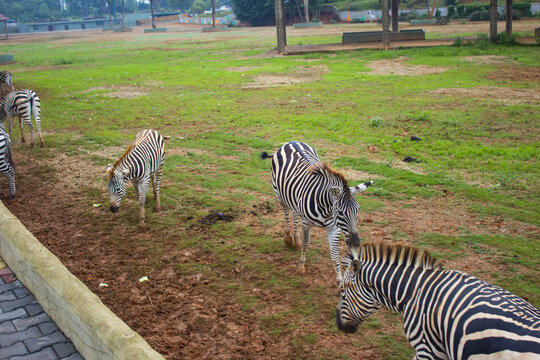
[2,25,539,359]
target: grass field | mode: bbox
[1,21,539,359]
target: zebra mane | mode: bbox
[114,144,135,169]
[361,242,441,270]
[308,163,352,197]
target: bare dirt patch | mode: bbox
[366,56,448,76]
[429,86,540,105]
[486,66,540,83]
[225,66,260,72]
[242,65,329,89]
[82,85,148,98]
[461,55,516,65]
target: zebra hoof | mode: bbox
[295,241,302,250]
[298,264,306,274]
[40,144,45,148]
[284,235,293,247]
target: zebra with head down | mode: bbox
[106,129,164,229]
[336,242,540,360]
[262,141,372,283]
[0,71,14,96]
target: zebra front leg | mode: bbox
[152,170,161,212]
[279,203,294,247]
[292,212,301,250]
[326,226,343,283]
[298,221,312,274]
[18,115,26,144]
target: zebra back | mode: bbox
[270,141,354,228]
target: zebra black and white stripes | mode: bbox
[0,89,44,147]
[336,242,540,360]
[0,128,15,200]
[0,71,14,96]
[262,141,372,282]
[106,129,165,229]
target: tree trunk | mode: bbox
[304,0,309,22]
[381,0,390,49]
[122,0,125,28]
[391,0,398,32]
[275,0,287,54]
[506,0,512,35]
[489,0,497,42]
[150,0,156,29]
[212,0,216,27]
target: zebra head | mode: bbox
[336,254,381,334]
[106,164,129,213]
[331,181,373,266]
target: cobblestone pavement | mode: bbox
[0,262,84,360]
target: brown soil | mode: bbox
[366,56,448,76]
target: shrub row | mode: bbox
[447,2,532,18]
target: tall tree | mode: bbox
[232,0,275,26]
[150,0,156,28]
[304,0,309,22]
[211,0,215,27]
[489,0,497,42]
[505,0,512,35]
[381,0,390,49]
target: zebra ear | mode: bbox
[106,164,114,180]
[350,181,373,195]
[330,187,341,201]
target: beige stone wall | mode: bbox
[0,201,165,360]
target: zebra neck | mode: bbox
[361,262,434,313]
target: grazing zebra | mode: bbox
[0,89,44,147]
[106,129,164,229]
[0,128,15,200]
[336,242,540,360]
[0,71,14,96]
[261,141,372,282]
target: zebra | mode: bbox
[106,129,164,229]
[336,242,540,360]
[261,141,372,283]
[0,71,14,96]
[0,128,15,200]
[0,89,44,148]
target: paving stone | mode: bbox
[13,286,30,298]
[0,307,26,323]
[53,342,76,358]
[0,290,16,302]
[25,302,44,317]
[0,281,19,293]
[61,353,84,360]
[10,346,58,360]
[13,312,50,331]
[0,320,16,334]
[0,325,42,347]
[0,341,29,358]
[24,330,68,353]
[0,294,35,312]
[0,267,12,276]
[38,321,59,336]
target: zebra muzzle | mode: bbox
[352,259,361,273]
[110,205,119,213]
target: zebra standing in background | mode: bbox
[106,129,165,229]
[0,89,44,148]
[0,71,14,96]
[0,128,15,200]
[261,141,372,283]
[336,242,540,359]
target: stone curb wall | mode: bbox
[0,201,165,360]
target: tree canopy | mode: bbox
[231,0,275,25]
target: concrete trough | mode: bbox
[144,27,167,33]
[342,29,425,43]
[112,27,133,32]
[293,21,323,28]
[410,19,437,25]
[0,54,14,65]
[202,26,229,32]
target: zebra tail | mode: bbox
[260,151,273,160]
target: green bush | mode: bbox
[468,9,489,21]
[499,9,522,20]
[497,31,519,45]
